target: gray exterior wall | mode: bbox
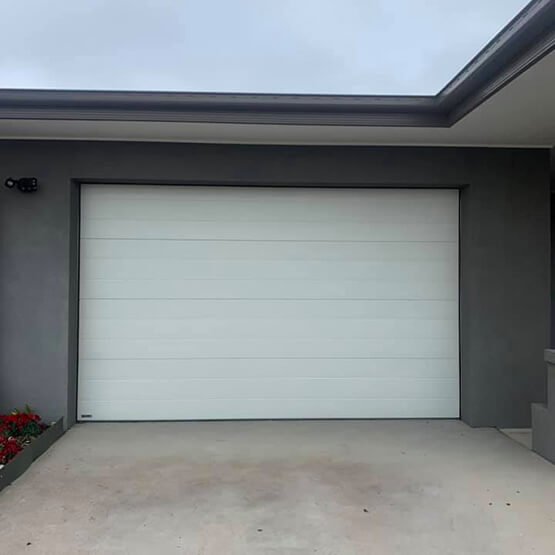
[0,141,550,428]
[551,194,555,348]
[551,147,555,347]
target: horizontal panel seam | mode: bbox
[79,356,459,361]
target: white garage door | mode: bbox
[78,185,459,421]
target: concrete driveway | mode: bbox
[0,420,554,554]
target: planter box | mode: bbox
[0,417,64,493]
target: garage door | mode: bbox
[78,185,459,421]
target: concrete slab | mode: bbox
[0,420,554,554]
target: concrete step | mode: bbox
[548,362,555,407]
[532,403,555,464]
[544,351,555,407]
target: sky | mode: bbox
[0,0,531,95]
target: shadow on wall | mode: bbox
[551,147,555,348]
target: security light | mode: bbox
[4,177,39,193]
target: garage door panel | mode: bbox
[81,318,458,340]
[82,187,457,224]
[78,186,459,420]
[82,238,457,262]
[79,358,459,380]
[82,258,457,281]
[78,398,459,420]
[81,278,457,300]
[81,299,458,321]
[80,338,458,359]
[82,218,457,242]
[79,377,459,402]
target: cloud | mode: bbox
[0,0,530,94]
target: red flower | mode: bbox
[0,407,48,465]
[0,409,45,438]
[0,437,23,465]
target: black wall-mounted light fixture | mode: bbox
[4,177,39,193]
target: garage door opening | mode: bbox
[78,185,459,421]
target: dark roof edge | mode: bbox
[0,90,444,127]
[0,0,553,128]
[438,0,555,123]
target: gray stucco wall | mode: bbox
[551,194,555,348]
[0,141,550,428]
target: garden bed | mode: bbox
[0,409,64,493]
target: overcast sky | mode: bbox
[0,0,530,95]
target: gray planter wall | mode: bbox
[0,418,64,492]
[0,142,550,428]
